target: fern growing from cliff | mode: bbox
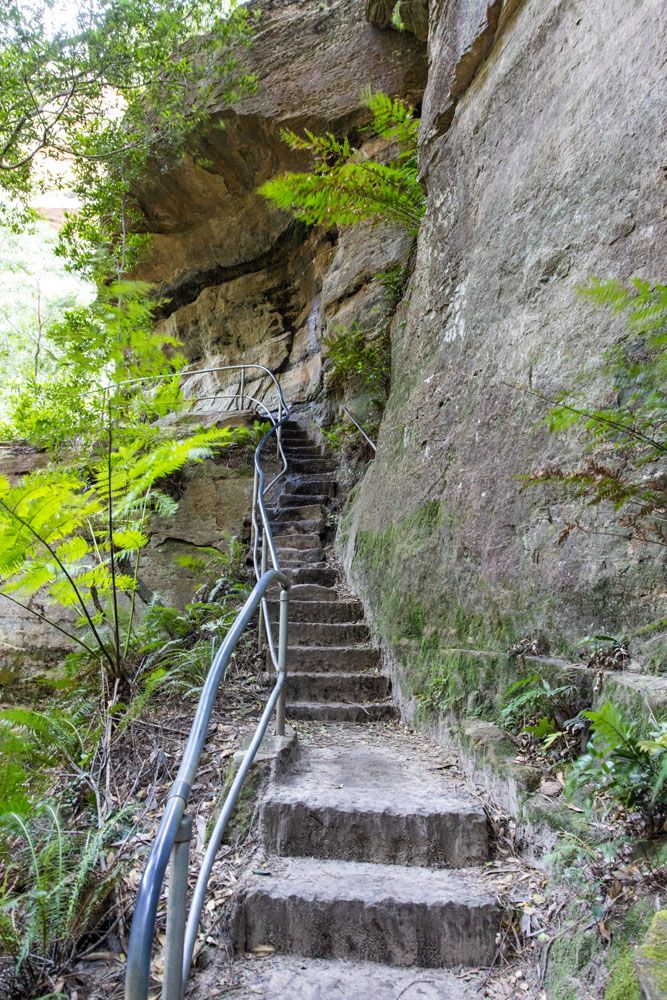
[526,278,667,548]
[258,91,424,235]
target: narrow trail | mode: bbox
[201,420,517,998]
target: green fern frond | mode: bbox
[260,91,424,236]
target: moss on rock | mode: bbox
[635,909,667,1000]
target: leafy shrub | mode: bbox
[259,91,424,236]
[323,322,390,394]
[566,702,667,833]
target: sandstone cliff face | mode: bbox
[137,0,425,409]
[341,0,666,676]
[136,0,664,675]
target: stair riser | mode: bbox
[284,568,338,587]
[286,647,381,671]
[270,504,324,521]
[261,803,489,869]
[284,447,324,457]
[284,672,391,703]
[288,481,336,497]
[233,893,500,968]
[269,519,323,535]
[288,460,337,473]
[271,622,370,645]
[273,534,322,550]
[267,599,364,623]
[279,494,328,507]
[276,549,324,565]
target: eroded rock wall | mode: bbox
[340,0,666,700]
[137,0,426,410]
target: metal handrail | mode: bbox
[124,365,292,1000]
[342,405,377,452]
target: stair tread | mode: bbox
[224,954,478,999]
[287,643,377,653]
[265,743,485,817]
[238,855,498,907]
[267,599,364,623]
[286,701,395,720]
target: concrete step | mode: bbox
[288,458,337,473]
[286,701,395,722]
[283,671,391,704]
[223,955,479,999]
[269,503,324,521]
[269,518,323,535]
[287,471,338,485]
[288,479,336,497]
[267,598,364,623]
[276,547,324,565]
[272,621,370,645]
[284,446,323,457]
[232,856,501,967]
[261,744,489,868]
[285,584,340,602]
[286,645,381,672]
[273,533,322,550]
[279,493,329,507]
[284,566,338,587]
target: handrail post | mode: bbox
[276,398,282,460]
[250,465,258,560]
[162,815,192,1000]
[276,586,288,736]
[257,534,268,653]
[239,369,245,411]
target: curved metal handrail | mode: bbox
[124,364,292,1000]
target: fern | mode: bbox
[0,426,242,678]
[259,91,424,235]
[323,322,391,394]
[527,278,667,547]
[0,803,128,996]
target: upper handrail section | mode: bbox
[124,364,291,1000]
[342,405,377,452]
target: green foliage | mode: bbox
[499,672,580,742]
[390,1,405,30]
[605,950,640,1000]
[136,567,252,699]
[566,702,667,832]
[0,803,127,998]
[0,280,185,451]
[528,278,666,547]
[323,322,390,394]
[0,426,241,677]
[174,534,246,584]
[258,91,424,235]
[0,220,91,404]
[0,0,258,277]
[376,262,412,310]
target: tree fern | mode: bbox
[0,426,244,678]
[259,91,424,236]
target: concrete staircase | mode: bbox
[264,422,394,724]
[225,421,505,997]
